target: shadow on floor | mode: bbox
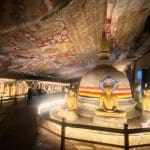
[0,103,38,150]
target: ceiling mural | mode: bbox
[0,18,83,77]
[0,0,71,33]
[1,21,73,53]
[0,0,149,81]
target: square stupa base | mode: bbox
[93,114,127,128]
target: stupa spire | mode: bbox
[97,31,110,60]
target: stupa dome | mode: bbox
[78,65,137,119]
[79,65,132,100]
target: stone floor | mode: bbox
[0,94,150,150]
[0,95,61,150]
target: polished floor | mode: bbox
[0,95,61,150]
[0,94,150,150]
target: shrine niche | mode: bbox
[4,84,10,97]
[0,80,4,95]
[41,83,64,94]
[0,79,16,97]
[28,81,66,94]
[10,83,16,96]
[16,81,28,95]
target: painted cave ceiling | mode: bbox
[0,0,150,81]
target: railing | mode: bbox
[0,94,27,105]
[38,116,150,150]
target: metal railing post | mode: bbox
[60,118,65,150]
[0,95,2,105]
[25,94,27,102]
[14,95,17,104]
[124,124,129,150]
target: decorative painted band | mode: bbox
[79,90,131,94]
[79,86,132,99]
[79,86,131,91]
[78,95,132,101]
[79,92,132,99]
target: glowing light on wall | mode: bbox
[38,98,65,114]
[137,70,142,79]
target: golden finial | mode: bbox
[97,31,110,60]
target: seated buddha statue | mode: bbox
[100,85,118,112]
[56,88,79,121]
[142,88,150,111]
[66,88,77,111]
[95,84,126,117]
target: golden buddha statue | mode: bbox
[10,83,16,96]
[100,85,118,112]
[56,88,79,121]
[66,89,77,111]
[142,89,150,111]
[95,76,126,117]
[4,84,10,96]
[0,81,4,95]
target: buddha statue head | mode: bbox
[69,89,76,97]
[100,76,118,97]
[104,85,113,96]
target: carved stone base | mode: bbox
[78,98,137,119]
[95,109,127,117]
[51,109,79,122]
[142,111,150,121]
[93,115,127,128]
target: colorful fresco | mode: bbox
[0,0,149,80]
[0,19,83,77]
[4,21,72,52]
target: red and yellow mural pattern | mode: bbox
[79,86,132,99]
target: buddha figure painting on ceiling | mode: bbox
[95,76,126,117]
